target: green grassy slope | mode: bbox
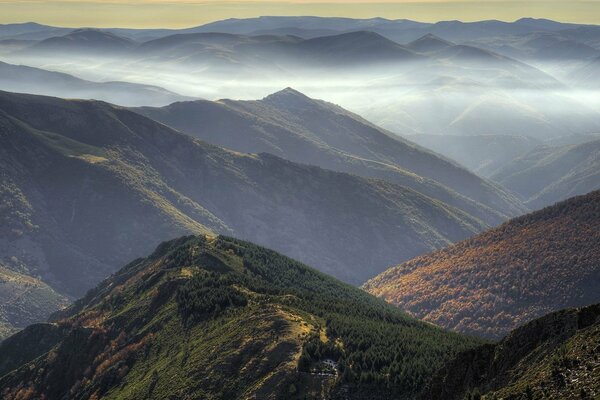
[0,236,482,399]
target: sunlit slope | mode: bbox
[136,88,527,225]
[365,190,600,339]
[0,236,482,399]
[0,264,68,340]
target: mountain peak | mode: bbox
[407,33,454,52]
[262,87,313,106]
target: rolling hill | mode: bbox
[0,90,491,336]
[136,88,526,225]
[491,138,600,208]
[422,304,600,399]
[0,61,192,106]
[0,235,482,399]
[364,190,600,339]
[27,28,136,54]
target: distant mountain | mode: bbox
[0,22,71,41]
[135,30,420,70]
[0,61,193,106]
[0,235,481,399]
[491,138,600,208]
[294,31,420,64]
[405,134,542,177]
[407,33,454,53]
[28,28,136,54]
[136,88,526,225]
[364,190,600,339]
[467,31,600,63]
[0,90,490,333]
[422,304,600,399]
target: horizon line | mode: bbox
[1,15,598,31]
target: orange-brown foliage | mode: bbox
[365,190,600,338]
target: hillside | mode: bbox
[421,304,600,400]
[0,90,489,333]
[405,134,542,177]
[0,61,191,106]
[364,190,600,339]
[0,263,68,339]
[0,235,482,399]
[491,138,600,208]
[136,88,526,225]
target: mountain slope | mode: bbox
[0,90,489,331]
[405,134,542,177]
[136,88,526,225]
[421,304,600,400]
[364,190,600,339]
[0,61,192,106]
[0,235,482,399]
[0,263,68,339]
[491,138,600,208]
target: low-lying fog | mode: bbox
[1,50,599,141]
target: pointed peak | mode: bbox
[264,87,309,101]
[408,33,454,52]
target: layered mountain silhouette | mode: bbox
[0,61,192,106]
[422,304,600,399]
[0,236,481,399]
[406,33,454,53]
[0,90,493,335]
[136,88,526,225]
[364,190,600,339]
[4,20,598,140]
[405,134,542,176]
[27,28,135,54]
[491,138,600,208]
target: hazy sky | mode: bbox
[1,1,599,28]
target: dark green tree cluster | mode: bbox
[215,236,480,395]
[176,272,247,324]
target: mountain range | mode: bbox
[1,234,598,399]
[135,88,525,225]
[364,189,600,339]
[2,19,599,140]
[0,60,192,106]
[0,89,501,337]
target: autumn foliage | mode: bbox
[364,190,600,338]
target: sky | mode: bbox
[1,1,599,28]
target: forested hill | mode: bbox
[365,190,600,339]
[0,236,481,399]
[421,304,600,400]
